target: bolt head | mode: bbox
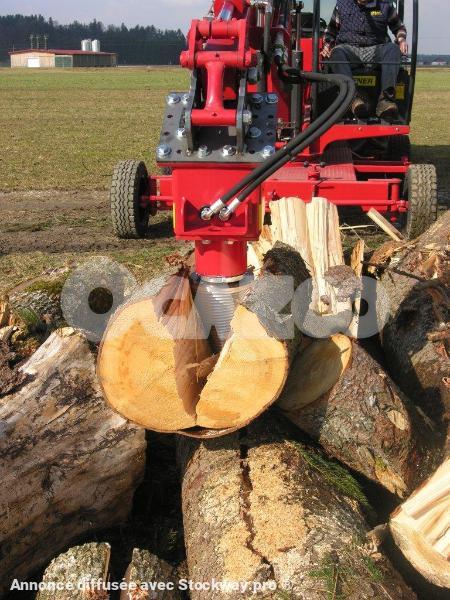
[222,145,236,157]
[198,145,210,158]
[261,145,275,158]
[248,127,262,139]
[176,128,186,139]
[251,93,264,106]
[181,93,190,105]
[157,144,172,159]
[167,93,181,105]
[266,93,279,105]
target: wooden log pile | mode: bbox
[0,328,146,596]
[1,201,448,595]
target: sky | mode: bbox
[1,0,448,54]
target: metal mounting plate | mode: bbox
[157,92,278,164]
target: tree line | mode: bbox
[0,14,186,65]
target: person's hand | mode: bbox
[321,44,332,59]
[399,40,409,55]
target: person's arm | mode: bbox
[388,4,408,54]
[322,6,340,58]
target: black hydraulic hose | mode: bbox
[234,74,354,203]
[219,71,355,207]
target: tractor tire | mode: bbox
[111,160,150,239]
[404,164,438,239]
[388,135,411,161]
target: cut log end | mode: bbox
[278,334,352,412]
[196,306,289,429]
[98,271,212,432]
[390,458,450,588]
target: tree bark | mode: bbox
[37,543,111,599]
[277,336,437,497]
[0,329,146,596]
[178,415,416,599]
[378,211,449,429]
[390,458,450,588]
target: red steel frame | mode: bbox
[143,0,410,277]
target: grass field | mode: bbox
[0,67,449,192]
[0,67,189,190]
[0,67,449,293]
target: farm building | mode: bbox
[9,48,118,69]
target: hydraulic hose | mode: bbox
[215,71,355,217]
[233,72,355,204]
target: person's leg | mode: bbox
[329,44,362,79]
[377,42,402,96]
[329,45,369,118]
[374,42,401,119]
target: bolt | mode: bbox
[266,93,278,104]
[157,144,172,159]
[248,127,262,139]
[261,145,275,159]
[198,145,210,158]
[176,128,186,139]
[222,145,237,157]
[251,93,264,106]
[242,109,253,125]
[167,93,181,105]
[181,93,190,105]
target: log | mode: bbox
[193,243,309,430]
[121,548,181,600]
[0,328,146,596]
[247,225,273,274]
[390,458,450,588]
[36,543,111,599]
[98,268,213,432]
[378,211,450,427]
[0,339,24,395]
[178,415,416,599]
[99,244,309,435]
[277,335,436,497]
[348,238,365,338]
[270,197,355,338]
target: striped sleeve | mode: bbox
[324,6,340,46]
[388,4,407,40]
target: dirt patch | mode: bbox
[0,190,173,254]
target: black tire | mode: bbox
[388,135,411,161]
[111,160,150,239]
[404,164,438,239]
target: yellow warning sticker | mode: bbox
[354,75,377,87]
[395,84,406,100]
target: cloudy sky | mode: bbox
[1,0,448,54]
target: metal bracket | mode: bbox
[157,92,278,164]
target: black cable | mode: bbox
[219,71,354,208]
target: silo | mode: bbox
[81,39,92,52]
[92,39,101,53]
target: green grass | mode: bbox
[0,67,189,191]
[0,67,448,192]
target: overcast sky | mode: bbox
[1,0,448,54]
